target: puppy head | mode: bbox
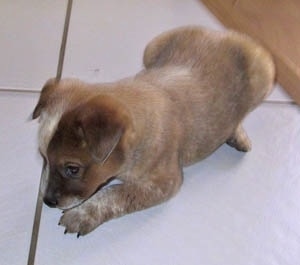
[33,80,132,210]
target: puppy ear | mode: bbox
[32,78,57,119]
[76,96,127,163]
[32,102,43,119]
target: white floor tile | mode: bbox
[0,0,67,90]
[268,83,294,102]
[63,0,223,83]
[0,92,41,265]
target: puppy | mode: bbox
[32,26,274,236]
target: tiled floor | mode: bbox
[0,1,299,265]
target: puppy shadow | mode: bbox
[187,143,249,176]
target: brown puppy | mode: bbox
[32,26,274,236]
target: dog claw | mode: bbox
[77,233,81,238]
[64,229,68,234]
[58,221,61,226]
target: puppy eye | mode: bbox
[64,164,82,179]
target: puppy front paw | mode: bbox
[59,205,101,237]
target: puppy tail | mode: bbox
[230,32,276,107]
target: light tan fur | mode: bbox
[33,26,274,236]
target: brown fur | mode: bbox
[33,26,275,236]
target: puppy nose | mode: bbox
[43,196,58,208]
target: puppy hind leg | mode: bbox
[226,125,252,152]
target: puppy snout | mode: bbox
[43,194,58,208]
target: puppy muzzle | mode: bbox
[43,193,59,208]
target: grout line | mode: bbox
[56,0,73,81]
[27,172,44,265]
[27,1,73,265]
[263,99,298,106]
[0,87,298,107]
[0,88,40,94]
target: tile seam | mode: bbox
[27,1,73,265]
[0,88,40,94]
[56,0,73,81]
[0,87,297,107]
